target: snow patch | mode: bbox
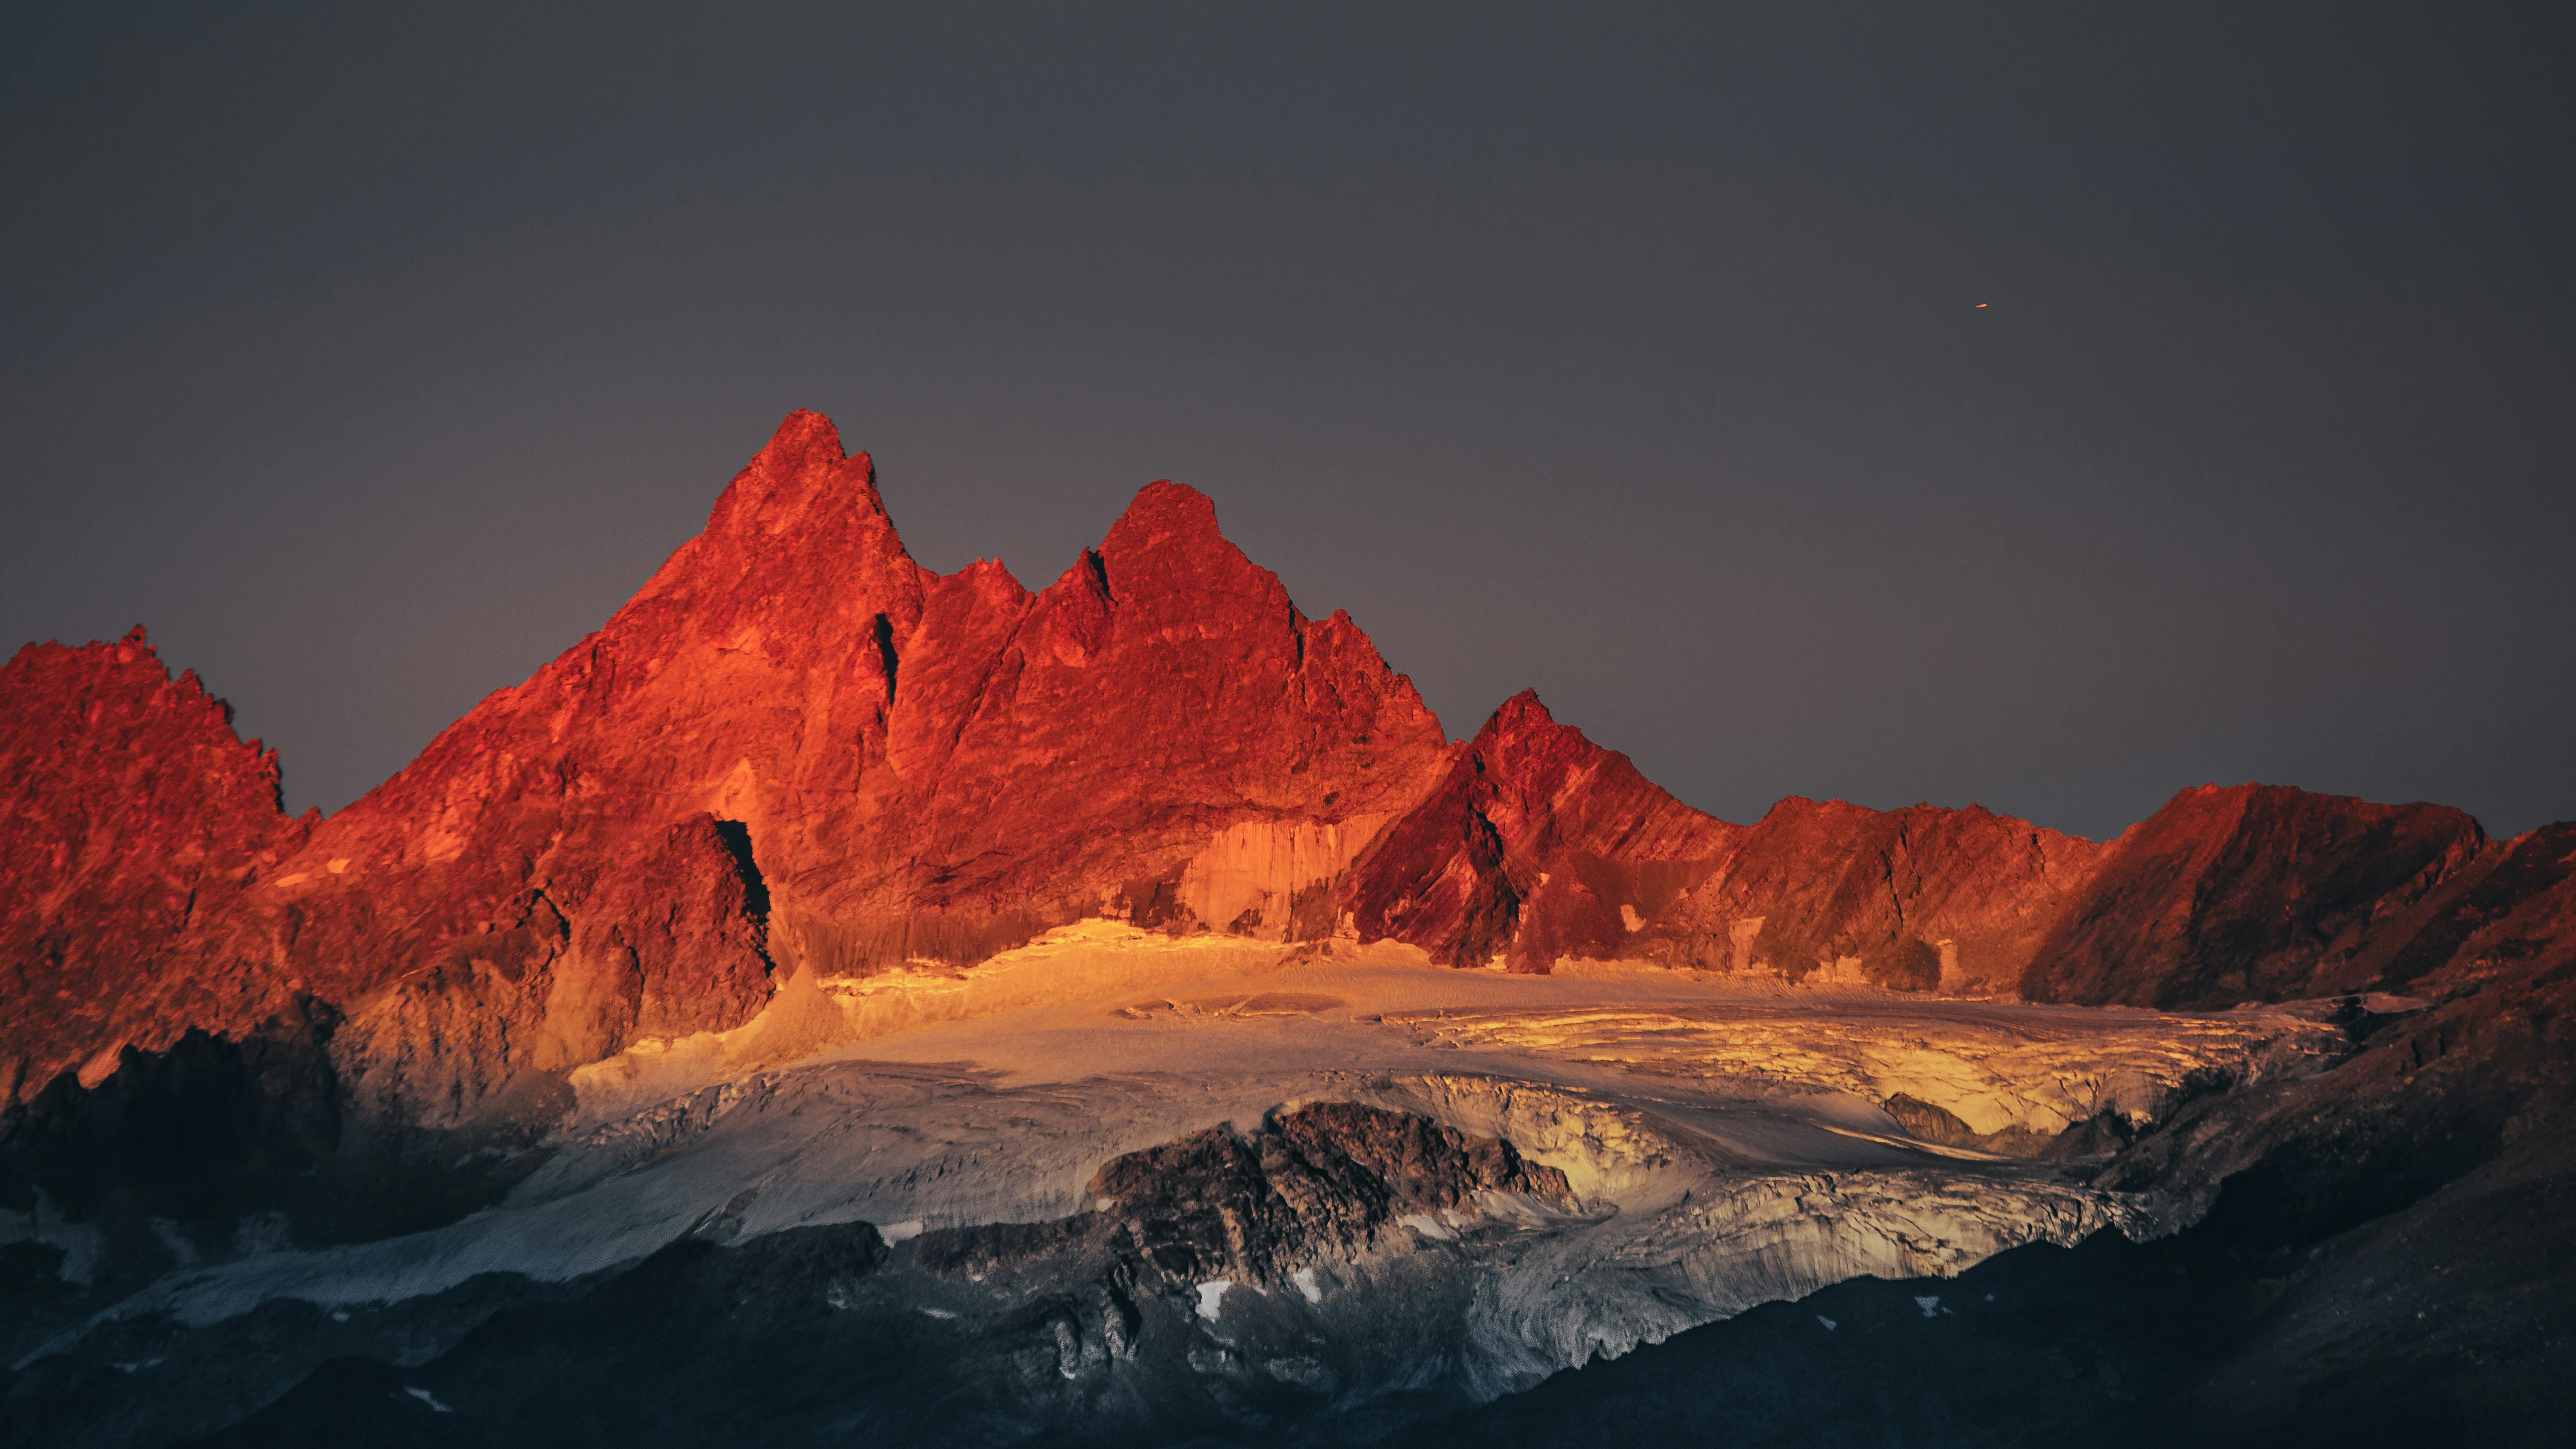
[1914,1295,1941,1318]
[879,1220,924,1244]
[1293,1268,1323,1304]
[1196,1280,1234,1321]
[403,1387,453,1413]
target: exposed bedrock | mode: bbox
[3,415,1448,1129]
[5,408,2573,1149]
[2021,781,2491,1008]
[923,1101,1579,1294]
[0,630,308,1108]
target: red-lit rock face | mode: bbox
[1640,797,2104,993]
[0,630,307,1103]
[2021,783,2489,1008]
[1339,690,1737,970]
[0,415,1451,1124]
[4,410,2570,1131]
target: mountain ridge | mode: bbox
[4,412,2567,1139]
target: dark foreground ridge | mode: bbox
[10,1105,1586,1448]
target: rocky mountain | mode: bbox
[4,415,1453,1133]
[5,410,2573,1448]
[0,630,307,1106]
[6,411,2571,1145]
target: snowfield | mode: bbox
[35,923,2339,1405]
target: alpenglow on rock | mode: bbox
[5,411,2566,1137]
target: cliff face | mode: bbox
[2021,784,2489,1008]
[1,415,1450,1126]
[1338,691,1736,970]
[4,410,2570,1135]
[1639,798,2105,993]
[0,630,308,1103]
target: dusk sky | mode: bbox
[4,2,2570,840]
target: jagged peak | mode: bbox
[938,555,1036,613]
[1089,479,1291,618]
[946,555,1030,594]
[6,627,177,687]
[1478,689,1559,740]
[703,409,884,541]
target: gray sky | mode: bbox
[5,2,2571,839]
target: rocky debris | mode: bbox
[1879,1092,1984,1147]
[921,1101,1577,1294]
[1882,1092,2147,1160]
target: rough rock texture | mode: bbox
[8,410,2574,1145]
[1338,691,1736,970]
[926,1101,1577,1294]
[0,631,308,1104]
[91,1106,1576,1449]
[1,415,1449,1126]
[2095,820,2576,1236]
[2023,783,2489,1008]
[1418,827,2576,1449]
[1640,797,2103,991]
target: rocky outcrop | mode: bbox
[103,1105,1578,1449]
[2,415,1450,1126]
[2022,783,2489,1008]
[926,1102,1577,1293]
[0,630,308,1105]
[1638,797,2102,992]
[7,410,2573,1141]
[1338,691,1735,970]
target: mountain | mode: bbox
[6,411,2573,1447]
[0,629,307,1106]
[6,411,2570,1139]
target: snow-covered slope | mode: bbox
[10,930,2342,1444]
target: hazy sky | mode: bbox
[4,3,2571,839]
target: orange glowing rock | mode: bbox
[4,411,2570,1132]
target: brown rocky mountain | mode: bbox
[5,411,2570,1145]
[2021,782,2491,1008]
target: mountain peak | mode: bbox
[1105,480,1220,547]
[1094,478,1289,616]
[1484,689,1557,736]
[703,409,883,541]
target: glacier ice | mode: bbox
[28,929,2335,1415]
